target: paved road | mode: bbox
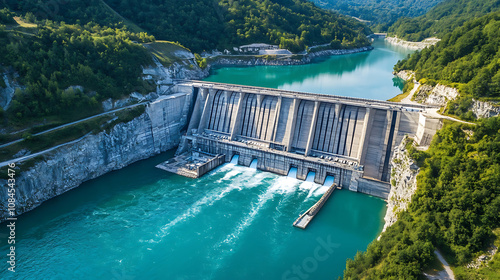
[0,134,91,168]
[399,80,475,125]
[0,102,146,149]
[423,108,476,125]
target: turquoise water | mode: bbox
[1,152,385,279]
[0,39,412,279]
[205,39,413,100]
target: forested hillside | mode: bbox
[343,7,500,279]
[0,0,372,129]
[344,117,500,279]
[312,0,442,29]
[389,0,500,41]
[2,0,370,53]
[0,10,155,126]
[394,11,500,119]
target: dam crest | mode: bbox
[158,80,441,199]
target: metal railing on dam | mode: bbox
[163,80,441,199]
[173,79,438,111]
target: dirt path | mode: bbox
[425,250,455,280]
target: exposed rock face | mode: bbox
[394,70,459,106]
[412,83,459,106]
[102,92,159,112]
[385,36,440,50]
[102,56,207,111]
[393,70,415,81]
[472,99,500,119]
[426,84,459,106]
[0,92,193,221]
[143,57,208,85]
[413,84,434,104]
[382,137,419,232]
[0,71,21,110]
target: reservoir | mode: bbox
[0,39,412,279]
[205,39,413,100]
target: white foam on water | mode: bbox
[313,186,329,196]
[145,181,243,243]
[272,176,301,194]
[313,175,335,196]
[216,184,276,247]
[211,175,303,274]
[297,181,320,199]
[144,163,277,244]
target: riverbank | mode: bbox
[385,36,440,50]
[207,46,374,67]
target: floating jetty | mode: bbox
[293,183,338,229]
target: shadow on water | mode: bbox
[393,76,405,90]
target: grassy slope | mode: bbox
[144,41,193,66]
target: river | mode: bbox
[0,39,412,280]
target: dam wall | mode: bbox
[176,81,438,199]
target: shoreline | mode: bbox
[206,46,374,67]
[385,36,440,50]
[0,44,382,222]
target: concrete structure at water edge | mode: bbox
[159,80,441,199]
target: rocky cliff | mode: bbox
[412,84,459,106]
[394,70,415,81]
[385,36,440,50]
[394,71,459,107]
[382,136,419,232]
[0,70,21,112]
[0,91,193,221]
[472,99,500,119]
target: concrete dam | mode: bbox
[158,81,440,199]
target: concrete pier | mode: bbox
[293,183,338,229]
[156,152,225,178]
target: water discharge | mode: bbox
[249,158,258,169]
[287,167,298,178]
[324,175,335,187]
[305,171,316,182]
[0,39,412,279]
[230,154,240,164]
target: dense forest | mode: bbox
[388,0,500,41]
[394,11,500,119]
[2,0,371,53]
[344,117,500,279]
[0,0,373,128]
[312,0,443,29]
[0,10,155,125]
[344,6,500,279]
